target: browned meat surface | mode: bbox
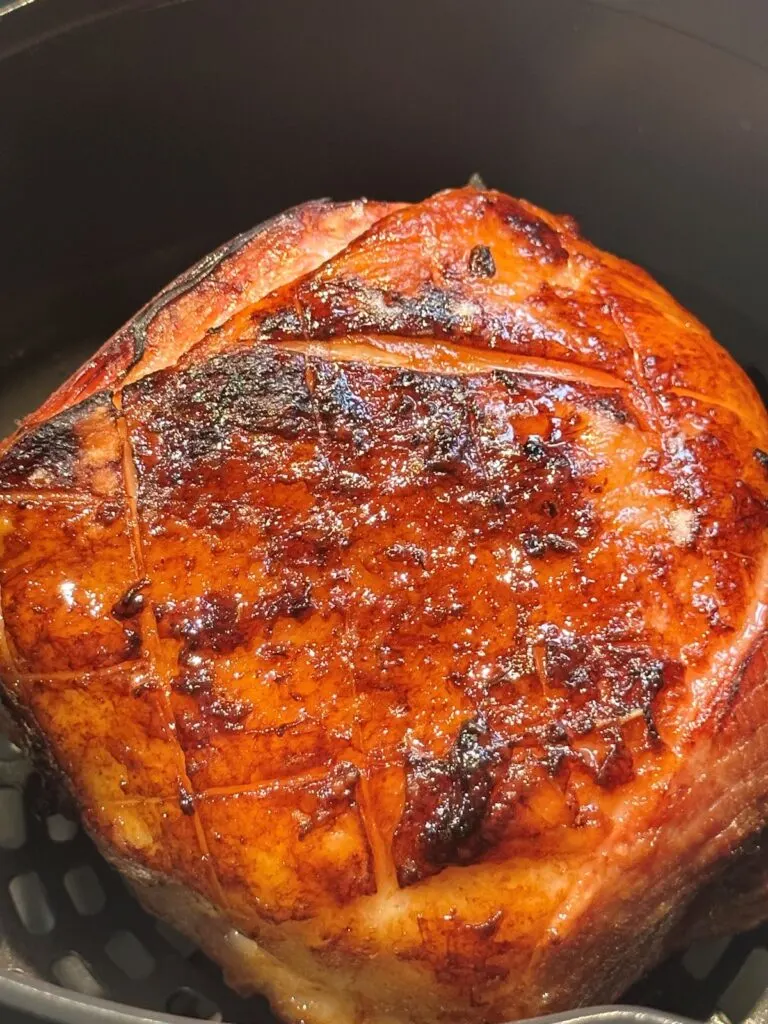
[1,186,767,1024]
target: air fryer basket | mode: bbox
[2,0,768,1022]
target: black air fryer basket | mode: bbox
[1,1,768,1022]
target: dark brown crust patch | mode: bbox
[393,717,498,885]
[112,578,150,620]
[499,202,569,266]
[468,245,496,278]
[0,393,117,492]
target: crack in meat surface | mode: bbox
[0,187,767,1024]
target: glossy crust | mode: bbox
[1,187,768,1024]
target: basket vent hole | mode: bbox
[64,865,106,916]
[47,813,78,843]
[52,953,105,998]
[683,936,731,980]
[0,735,21,761]
[720,948,768,1021]
[156,919,198,957]
[105,929,155,980]
[9,872,55,935]
[0,787,26,849]
[166,986,223,1021]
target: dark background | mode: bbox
[1,0,768,437]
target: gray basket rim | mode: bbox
[0,974,700,1024]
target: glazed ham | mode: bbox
[1,186,767,1024]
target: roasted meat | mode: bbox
[1,186,767,1024]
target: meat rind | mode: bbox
[10,198,400,435]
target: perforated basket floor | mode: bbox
[0,733,275,1022]
[1,730,768,1024]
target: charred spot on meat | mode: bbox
[468,245,496,278]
